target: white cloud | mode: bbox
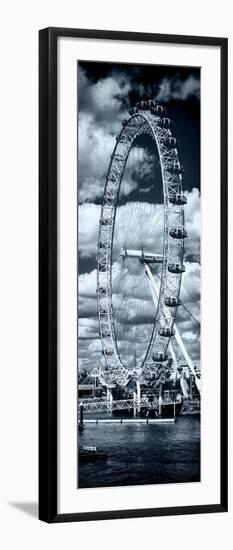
[181,262,201,305]
[79,269,98,318]
[79,318,99,339]
[79,68,131,128]
[88,339,102,353]
[79,296,97,319]
[79,268,97,297]
[182,330,198,341]
[174,261,201,362]
[78,68,132,202]
[139,185,154,194]
[79,203,101,258]
[156,75,200,102]
[78,112,115,202]
[184,188,200,260]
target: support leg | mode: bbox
[106,387,113,412]
[158,384,163,416]
[136,381,141,414]
[144,263,200,394]
[133,390,137,417]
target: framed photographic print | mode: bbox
[39,27,228,522]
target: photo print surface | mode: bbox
[77,61,201,489]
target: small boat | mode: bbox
[79,445,107,461]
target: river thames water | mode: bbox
[78,415,200,488]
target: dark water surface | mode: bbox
[78,415,200,488]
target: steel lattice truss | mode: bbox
[79,395,181,413]
[97,100,187,387]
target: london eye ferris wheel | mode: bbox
[97,99,200,391]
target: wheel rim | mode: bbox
[97,103,186,386]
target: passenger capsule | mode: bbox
[100,218,112,226]
[104,194,117,206]
[139,100,147,110]
[108,177,117,186]
[167,161,184,174]
[168,263,185,274]
[98,286,107,294]
[102,331,111,338]
[102,350,114,356]
[147,99,157,108]
[99,241,110,248]
[158,327,175,337]
[151,104,165,115]
[169,228,187,239]
[114,154,123,163]
[157,106,165,115]
[158,117,174,128]
[169,193,187,205]
[122,119,127,126]
[161,136,177,146]
[99,263,108,272]
[164,297,181,307]
[104,191,113,199]
[152,353,168,363]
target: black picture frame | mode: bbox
[39,27,228,523]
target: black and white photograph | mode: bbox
[37,24,227,525]
[77,61,201,489]
[0,0,229,538]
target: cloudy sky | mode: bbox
[78,61,200,374]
